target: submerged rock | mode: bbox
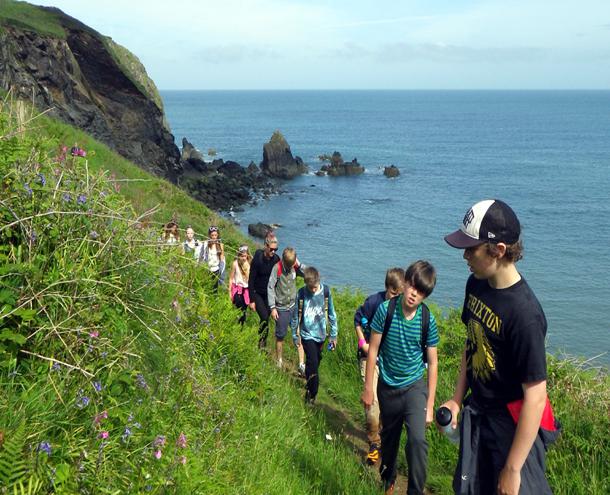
[384,165,400,178]
[248,222,274,239]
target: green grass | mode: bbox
[0,0,65,38]
[1,96,608,494]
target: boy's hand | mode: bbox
[361,387,374,407]
[271,308,279,320]
[293,337,301,347]
[497,466,521,495]
[361,342,369,354]
[425,406,434,426]
[249,302,256,311]
[329,338,337,350]
[437,399,461,431]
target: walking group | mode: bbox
[164,199,561,495]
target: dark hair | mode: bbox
[405,260,436,297]
[385,267,405,291]
[486,240,523,263]
[303,266,320,287]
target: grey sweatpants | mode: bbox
[378,378,429,495]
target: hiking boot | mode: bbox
[366,443,380,465]
[298,363,306,377]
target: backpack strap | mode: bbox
[379,296,399,350]
[421,303,430,364]
[276,261,283,277]
[323,285,330,323]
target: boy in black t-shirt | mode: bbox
[442,199,559,495]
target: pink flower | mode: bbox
[176,432,187,449]
[93,410,108,425]
[89,331,99,339]
[179,455,187,465]
[154,449,162,459]
[98,431,109,439]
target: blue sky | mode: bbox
[34,0,610,89]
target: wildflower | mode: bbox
[93,381,103,393]
[24,183,33,197]
[121,427,132,442]
[51,362,61,371]
[37,173,46,186]
[101,351,108,359]
[127,412,134,423]
[62,193,72,203]
[171,299,179,310]
[37,441,52,456]
[76,394,90,408]
[89,330,99,339]
[98,431,109,439]
[179,455,187,465]
[154,450,162,459]
[209,332,215,341]
[89,230,99,240]
[175,315,181,323]
[77,194,87,205]
[154,435,166,448]
[93,410,108,424]
[176,433,187,449]
[133,422,142,429]
[136,374,148,389]
[213,427,220,434]
[30,231,37,243]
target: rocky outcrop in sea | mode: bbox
[260,131,308,179]
[320,151,365,176]
[384,165,400,178]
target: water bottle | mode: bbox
[435,406,460,444]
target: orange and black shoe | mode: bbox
[366,443,380,465]
[384,481,395,495]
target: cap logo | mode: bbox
[488,232,496,239]
[463,208,475,228]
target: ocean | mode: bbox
[161,90,610,366]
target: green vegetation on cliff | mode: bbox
[0,98,608,494]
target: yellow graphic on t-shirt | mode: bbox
[465,294,502,334]
[466,318,495,382]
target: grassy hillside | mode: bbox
[1,97,608,494]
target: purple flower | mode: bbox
[38,173,46,186]
[24,183,33,197]
[62,193,72,203]
[121,427,132,442]
[93,410,108,424]
[76,393,90,408]
[98,431,109,439]
[179,455,187,465]
[136,374,148,389]
[153,435,166,448]
[93,381,103,393]
[154,450,162,459]
[89,230,99,240]
[37,441,52,456]
[51,362,61,371]
[176,432,187,449]
[77,194,87,205]
[29,231,37,243]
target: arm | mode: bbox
[328,292,338,343]
[228,261,236,296]
[354,302,369,354]
[291,293,300,345]
[425,346,438,426]
[361,331,382,407]
[497,380,547,495]
[267,265,278,319]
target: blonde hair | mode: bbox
[237,252,252,279]
[282,247,297,268]
[303,266,320,287]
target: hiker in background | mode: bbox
[182,226,202,260]
[361,260,439,495]
[442,199,559,495]
[200,225,225,291]
[248,233,280,349]
[267,247,305,369]
[228,245,252,326]
[291,266,338,404]
[162,221,180,245]
[354,267,405,466]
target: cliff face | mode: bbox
[0,4,181,182]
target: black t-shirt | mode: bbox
[461,274,547,410]
[248,249,280,296]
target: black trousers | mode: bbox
[232,293,247,325]
[252,291,271,345]
[302,339,324,401]
[378,378,429,495]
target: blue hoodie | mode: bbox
[291,284,338,343]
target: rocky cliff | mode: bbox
[0,2,181,182]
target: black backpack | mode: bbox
[380,296,431,364]
[295,285,330,337]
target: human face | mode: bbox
[463,243,497,279]
[307,282,319,293]
[265,242,278,257]
[186,228,195,241]
[385,286,403,299]
[210,231,219,241]
[402,282,425,311]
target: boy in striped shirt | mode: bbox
[361,260,439,495]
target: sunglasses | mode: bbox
[208,226,219,233]
[268,247,278,252]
